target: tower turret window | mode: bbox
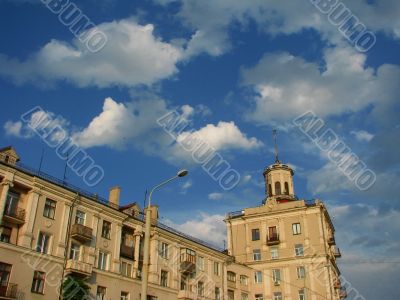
[284,182,289,195]
[275,182,281,195]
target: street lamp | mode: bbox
[140,169,188,300]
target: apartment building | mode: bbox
[0,146,253,300]
[0,145,344,300]
[225,159,346,300]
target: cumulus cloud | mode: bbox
[242,46,400,127]
[0,19,182,88]
[350,130,374,142]
[165,213,226,247]
[177,121,263,151]
[208,192,223,201]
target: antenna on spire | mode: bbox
[273,129,280,164]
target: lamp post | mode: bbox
[140,169,188,300]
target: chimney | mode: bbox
[109,186,121,207]
[145,205,159,222]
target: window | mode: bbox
[121,261,133,278]
[297,266,306,279]
[197,281,204,296]
[292,223,301,235]
[270,247,278,259]
[254,271,262,283]
[121,291,129,300]
[295,244,304,256]
[255,294,264,300]
[253,249,261,261]
[160,270,168,287]
[272,269,281,285]
[275,181,281,195]
[227,271,236,282]
[43,199,56,219]
[197,256,204,271]
[101,220,111,239]
[252,228,260,241]
[98,251,109,270]
[240,275,248,286]
[241,293,249,300]
[0,263,12,291]
[274,292,282,300]
[36,232,51,254]
[4,191,20,218]
[268,226,278,241]
[215,287,221,300]
[228,290,234,300]
[158,242,169,259]
[284,182,289,195]
[75,210,86,225]
[299,289,306,300]
[0,226,11,243]
[69,243,80,260]
[214,262,220,276]
[31,271,45,294]
[96,286,106,300]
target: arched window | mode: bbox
[268,184,272,197]
[284,182,289,195]
[275,182,281,195]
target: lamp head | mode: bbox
[177,169,188,177]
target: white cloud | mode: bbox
[177,121,263,151]
[242,46,400,127]
[180,179,193,194]
[0,19,182,88]
[208,192,223,201]
[351,130,374,142]
[165,213,226,247]
[4,121,24,138]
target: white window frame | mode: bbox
[240,275,248,286]
[36,232,51,254]
[299,289,306,300]
[75,210,86,225]
[214,262,220,276]
[241,293,249,300]
[253,249,261,261]
[297,266,306,279]
[274,292,282,300]
[159,241,169,259]
[197,281,204,296]
[272,269,281,285]
[292,223,301,235]
[254,271,263,283]
[121,261,133,278]
[96,286,106,300]
[160,270,168,287]
[197,256,204,271]
[270,247,279,259]
[120,291,129,300]
[98,251,109,270]
[43,199,56,219]
[255,294,264,300]
[69,243,80,260]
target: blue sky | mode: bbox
[1,0,399,299]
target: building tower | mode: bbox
[225,132,345,300]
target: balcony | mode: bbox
[66,259,93,277]
[0,283,18,299]
[333,247,342,258]
[334,279,341,289]
[266,234,280,245]
[120,244,135,260]
[177,290,197,299]
[339,287,347,298]
[3,206,25,225]
[328,236,336,245]
[70,223,93,242]
[180,261,196,275]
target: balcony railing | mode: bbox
[3,206,26,224]
[0,283,18,299]
[266,234,280,245]
[328,236,336,245]
[339,287,347,298]
[120,244,135,260]
[70,223,93,242]
[177,290,197,299]
[333,247,342,258]
[334,279,341,289]
[66,259,93,277]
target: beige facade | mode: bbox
[0,146,344,300]
[225,162,345,300]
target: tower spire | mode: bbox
[273,129,280,164]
